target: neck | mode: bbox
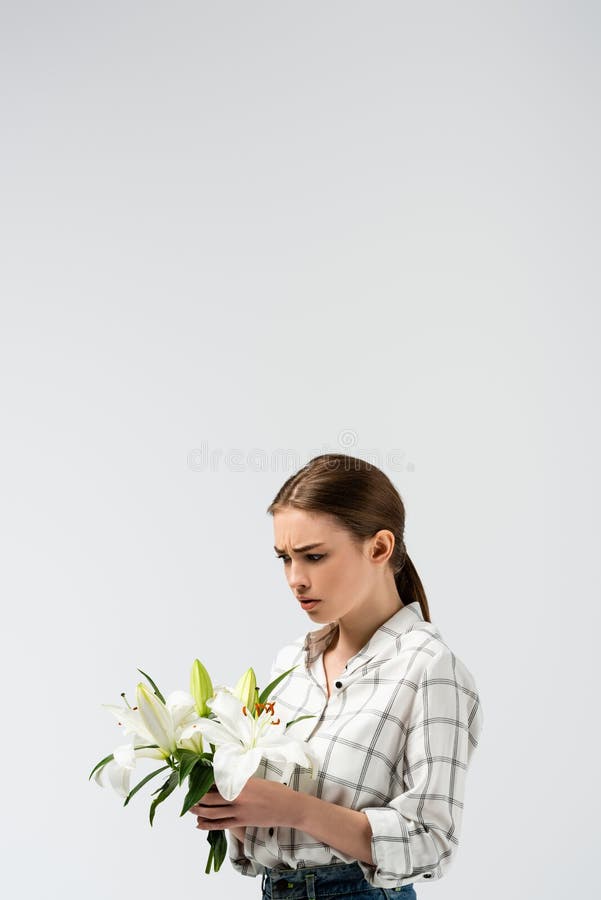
[329,581,404,659]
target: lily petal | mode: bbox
[134,746,165,761]
[165,690,197,731]
[136,684,176,754]
[102,704,154,743]
[212,743,265,801]
[206,690,254,744]
[93,764,108,786]
[106,759,132,797]
[179,716,235,746]
[178,730,204,754]
[261,739,320,779]
[113,744,136,769]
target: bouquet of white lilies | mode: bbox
[90,660,318,873]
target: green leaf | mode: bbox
[285,714,317,730]
[205,829,228,873]
[176,750,210,786]
[174,748,213,763]
[89,752,114,780]
[137,668,166,703]
[179,761,215,816]
[215,829,228,872]
[123,765,171,807]
[174,747,199,765]
[149,771,179,826]
[258,665,299,705]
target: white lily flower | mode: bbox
[93,738,165,798]
[103,686,202,757]
[179,687,320,801]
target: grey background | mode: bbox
[1,1,599,898]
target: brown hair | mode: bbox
[266,452,431,623]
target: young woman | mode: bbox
[191,453,483,899]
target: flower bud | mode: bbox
[233,668,257,714]
[190,659,214,717]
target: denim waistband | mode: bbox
[261,860,415,899]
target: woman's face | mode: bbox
[272,507,380,622]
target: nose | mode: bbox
[287,560,310,595]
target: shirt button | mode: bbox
[268,827,274,836]
[335,680,342,688]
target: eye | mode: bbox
[275,554,325,564]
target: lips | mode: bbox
[299,598,322,610]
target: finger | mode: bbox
[189,795,232,814]
[188,799,218,814]
[188,801,223,815]
[190,791,224,808]
[191,804,227,821]
[195,806,237,824]
[196,816,237,830]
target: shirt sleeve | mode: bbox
[227,830,266,878]
[361,648,484,888]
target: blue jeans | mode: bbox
[261,860,417,899]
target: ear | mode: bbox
[369,530,395,565]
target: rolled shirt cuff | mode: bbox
[362,806,442,887]
[227,831,265,878]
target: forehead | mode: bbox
[273,508,343,547]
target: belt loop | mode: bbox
[304,872,316,900]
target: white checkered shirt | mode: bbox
[228,600,483,889]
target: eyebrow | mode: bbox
[273,542,326,554]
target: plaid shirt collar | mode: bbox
[302,599,434,678]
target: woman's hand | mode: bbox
[189,777,296,831]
